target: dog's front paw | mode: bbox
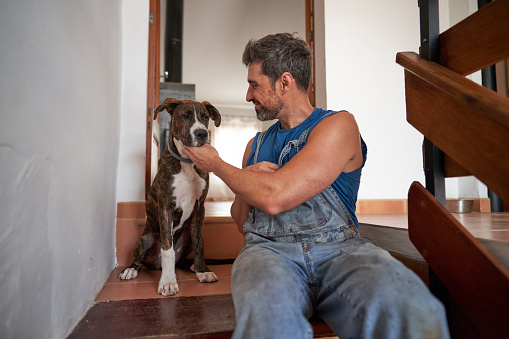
[196,271,218,283]
[119,267,138,280]
[158,278,179,296]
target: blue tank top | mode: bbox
[246,107,367,227]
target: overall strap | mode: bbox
[252,130,268,164]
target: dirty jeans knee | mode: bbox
[314,240,450,339]
[231,242,314,339]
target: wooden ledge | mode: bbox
[396,51,509,128]
[396,51,509,203]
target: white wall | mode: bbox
[116,1,150,202]
[182,0,306,107]
[324,0,424,199]
[323,0,487,200]
[0,1,122,338]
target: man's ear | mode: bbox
[202,101,222,127]
[280,72,293,92]
[154,98,181,120]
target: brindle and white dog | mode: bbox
[119,98,221,296]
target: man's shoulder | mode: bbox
[314,109,356,130]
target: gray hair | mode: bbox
[242,33,312,93]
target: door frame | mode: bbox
[145,0,161,197]
[145,0,315,195]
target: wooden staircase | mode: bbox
[397,0,509,337]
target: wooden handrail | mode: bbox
[440,0,509,76]
[396,52,509,128]
[396,52,509,203]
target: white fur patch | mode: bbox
[119,267,138,280]
[158,247,179,296]
[174,138,191,161]
[171,140,207,234]
[196,271,218,283]
[189,106,209,146]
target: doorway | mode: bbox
[145,0,317,195]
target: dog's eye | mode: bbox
[182,114,189,119]
[202,115,209,120]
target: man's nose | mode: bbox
[246,87,253,102]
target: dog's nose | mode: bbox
[195,129,209,141]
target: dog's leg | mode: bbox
[191,202,218,283]
[119,232,156,280]
[157,208,179,296]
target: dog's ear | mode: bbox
[202,101,221,127]
[154,98,181,120]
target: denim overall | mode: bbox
[244,126,359,245]
[231,113,449,339]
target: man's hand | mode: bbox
[245,161,278,174]
[230,161,278,235]
[182,144,220,172]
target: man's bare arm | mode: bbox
[184,112,363,215]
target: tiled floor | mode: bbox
[96,264,233,302]
[103,212,509,303]
[358,212,509,242]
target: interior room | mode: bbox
[1,0,507,338]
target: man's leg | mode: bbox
[313,237,450,339]
[231,237,314,339]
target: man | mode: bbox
[183,33,449,339]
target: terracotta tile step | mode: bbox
[96,265,234,302]
[116,216,244,267]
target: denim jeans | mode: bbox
[231,234,449,339]
[231,186,449,339]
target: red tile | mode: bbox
[179,277,232,297]
[117,202,146,218]
[116,218,145,266]
[202,223,244,260]
[107,266,161,284]
[178,264,232,282]
[96,280,162,302]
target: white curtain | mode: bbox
[208,115,262,201]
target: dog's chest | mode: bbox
[172,163,206,231]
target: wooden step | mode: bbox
[68,294,335,339]
[408,182,509,338]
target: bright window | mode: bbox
[208,114,262,201]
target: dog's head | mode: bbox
[154,98,221,147]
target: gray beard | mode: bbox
[255,97,284,122]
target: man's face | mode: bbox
[246,62,284,121]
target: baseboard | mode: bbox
[356,199,408,214]
[356,198,492,214]
[117,201,146,218]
